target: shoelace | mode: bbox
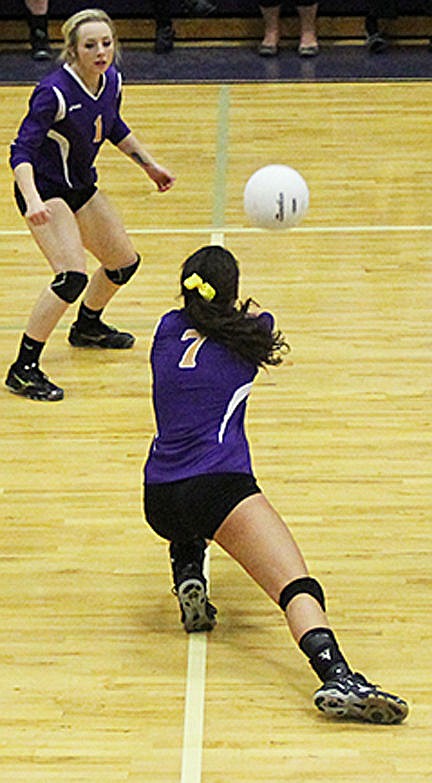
[347,673,379,693]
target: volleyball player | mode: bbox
[143,244,408,724]
[6,8,175,401]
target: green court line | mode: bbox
[212,84,230,231]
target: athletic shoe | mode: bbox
[298,43,320,57]
[177,578,218,633]
[30,30,52,60]
[182,0,217,16]
[366,32,388,53]
[68,321,135,349]
[314,672,408,724]
[155,22,175,54]
[5,362,64,401]
[258,42,279,57]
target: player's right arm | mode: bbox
[13,162,51,225]
[10,85,58,225]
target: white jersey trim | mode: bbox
[52,86,67,122]
[47,129,72,187]
[218,382,253,444]
[63,63,107,100]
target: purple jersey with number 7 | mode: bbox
[144,308,274,483]
[10,63,131,193]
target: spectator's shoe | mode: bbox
[181,0,217,16]
[258,42,279,57]
[298,43,319,57]
[30,30,52,60]
[314,672,408,724]
[177,577,218,633]
[68,320,135,349]
[366,32,388,53]
[5,362,63,401]
[155,22,175,54]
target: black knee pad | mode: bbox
[279,577,326,612]
[50,270,88,303]
[104,253,141,285]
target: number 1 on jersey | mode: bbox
[93,114,103,143]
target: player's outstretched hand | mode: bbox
[146,163,176,192]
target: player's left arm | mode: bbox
[116,132,175,192]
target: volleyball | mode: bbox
[243,164,309,230]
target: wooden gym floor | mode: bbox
[0,62,431,783]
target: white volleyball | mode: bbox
[244,164,309,230]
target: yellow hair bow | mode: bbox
[183,272,216,302]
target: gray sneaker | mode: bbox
[177,578,217,633]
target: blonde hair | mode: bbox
[60,8,119,64]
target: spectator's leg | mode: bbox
[24,0,52,60]
[258,4,281,57]
[420,0,432,50]
[297,2,319,56]
[365,14,388,53]
[152,0,175,53]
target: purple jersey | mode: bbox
[10,63,130,193]
[144,308,274,483]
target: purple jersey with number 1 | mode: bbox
[144,308,274,484]
[10,63,130,193]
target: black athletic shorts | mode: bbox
[144,472,261,542]
[14,182,97,216]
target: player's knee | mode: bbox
[104,253,141,285]
[50,270,88,303]
[279,577,326,613]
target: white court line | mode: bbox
[2,224,432,237]
[180,230,224,783]
[180,553,211,783]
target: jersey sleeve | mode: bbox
[107,70,131,145]
[9,85,59,170]
[257,311,275,332]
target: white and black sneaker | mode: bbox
[314,672,408,724]
[177,578,217,633]
[5,362,63,401]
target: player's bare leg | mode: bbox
[69,190,139,348]
[5,198,87,400]
[214,494,408,724]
